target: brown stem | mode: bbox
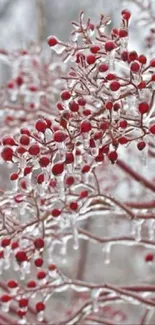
[117,159,155,192]
[36,0,45,44]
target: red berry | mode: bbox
[145,253,154,262]
[110,81,120,92]
[10,173,18,181]
[90,45,100,53]
[137,141,146,151]
[52,209,61,217]
[37,271,46,279]
[119,120,127,128]
[105,101,113,110]
[83,109,91,116]
[47,36,58,46]
[48,263,56,271]
[28,144,40,156]
[138,81,146,89]
[108,151,118,162]
[20,128,30,136]
[151,74,155,81]
[37,174,44,184]
[27,280,36,288]
[69,101,79,112]
[7,280,18,288]
[95,154,104,162]
[61,91,71,101]
[39,156,50,167]
[1,238,10,247]
[80,120,92,133]
[52,162,64,175]
[114,102,120,111]
[36,302,45,312]
[35,120,47,133]
[65,152,74,164]
[24,166,32,176]
[118,137,128,144]
[138,102,149,114]
[70,202,78,210]
[98,64,109,72]
[34,238,44,250]
[19,135,30,146]
[138,55,147,65]
[128,51,138,62]
[150,59,155,67]
[150,124,155,134]
[118,28,128,38]
[66,176,75,186]
[78,98,86,106]
[80,190,88,199]
[121,51,128,62]
[111,28,119,36]
[82,165,90,173]
[19,298,28,308]
[16,76,23,86]
[16,251,27,263]
[86,54,96,65]
[1,295,12,303]
[17,310,26,318]
[130,61,140,73]
[1,147,13,161]
[105,41,116,52]
[7,81,14,89]
[2,136,16,146]
[94,131,102,140]
[11,241,19,250]
[35,258,44,267]
[121,9,131,21]
[17,146,27,155]
[100,121,109,131]
[106,73,116,81]
[54,131,67,142]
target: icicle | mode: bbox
[18,317,27,325]
[3,257,11,270]
[36,184,45,197]
[56,173,65,200]
[22,261,31,274]
[91,289,101,313]
[37,310,45,322]
[3,246,11,270]
[102,243,112,264]
[148,220,155,241]
[56,142,66,160]
[11,179,18,192]
[1,300,11,313]
[132,220,143,242]
[60,238,67,264]
[108,49,116,71]
[51,43,66,55]
[70,214,79,250]
[141,148,148,168]
[83,134,90,149]
[0,258,3,274]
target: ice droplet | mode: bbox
[70,214,79,250]
[148,219,155,241]
[91,289,101,313]
[52,43,66,55]
[102,243,111,264]
[37,311,44,322]
[132,220,143,242]
[1,301,11,313]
